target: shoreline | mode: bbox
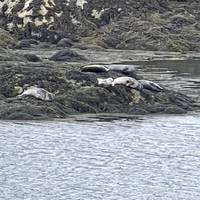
[0,44,198,120]
[13,45,200,63]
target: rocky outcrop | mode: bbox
[0,28,15,47]
[96,3,200,52]
[49,49,86,61]
[0,47,196,120]
[0,0,168,36]
[1,0,200,51]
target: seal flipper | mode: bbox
[138,80,163,92]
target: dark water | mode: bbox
[0,114,200,200]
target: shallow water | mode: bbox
[0,113,200,200]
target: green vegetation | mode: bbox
[167,39,189,53]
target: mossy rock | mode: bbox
[150,13,162,25]
[166,39,189,53]
[131,90,144,104]
[13,86,23,96]
[0,28,15,47]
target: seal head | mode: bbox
[112,77,143,90]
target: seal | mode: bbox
[82,65,110,73]
[138,80,163,92]
[112,76,143,90]
[18,86,55,101]
[97,78,113,86]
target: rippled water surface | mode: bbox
[1,114,200,200]
[135,59,200,101]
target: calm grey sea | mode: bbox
[0,113,200,200]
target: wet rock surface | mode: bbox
[0,45,197,120]
[49,49,87,61]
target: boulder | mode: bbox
[14,40,32,49]
[0,28,15,47]
[49,49,87,62]
[23,54,42,62]
[57,38,73,48]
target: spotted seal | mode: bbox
[112,76,143,90]
[18,86,55,101]
[138,80,163,92]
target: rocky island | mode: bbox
[0,0,199,120]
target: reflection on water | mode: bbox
[136,59,200,76]
[0,114,200,200]
[109,59,200,101]
[130,59,200,101]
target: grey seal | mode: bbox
[82,65,110,73]
[112,76,163,92]
[138,80,163,92]
[18,86,55,101]
[112,77,143,90]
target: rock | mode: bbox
[0,47,26,61]
[0,0,200,52]
[65,70,97,85]
[23,54,42,62]
[57,38,73,48]
[0,48,197,120]
[14,40,32,49]
[0,28,15,47]
[49,49,87,62]
[38,43,52,48]
[170,14,195,27]
[0,104,48,120]
[74,43,105,51]
[28,39,39,45]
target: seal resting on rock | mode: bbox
[112,77,143,90]
[82,65,110,73]
[97,78,114,85]
[112,76,162,92]
[138,80,163,92]
[18,86,55,101]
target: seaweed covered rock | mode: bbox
[0,0,200,52]
[0,47,196,120]
[23,54,42,62]
[0,47,26,61]
[57,38,73,48]
[49,49,86,61]
[0,28,15,47]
